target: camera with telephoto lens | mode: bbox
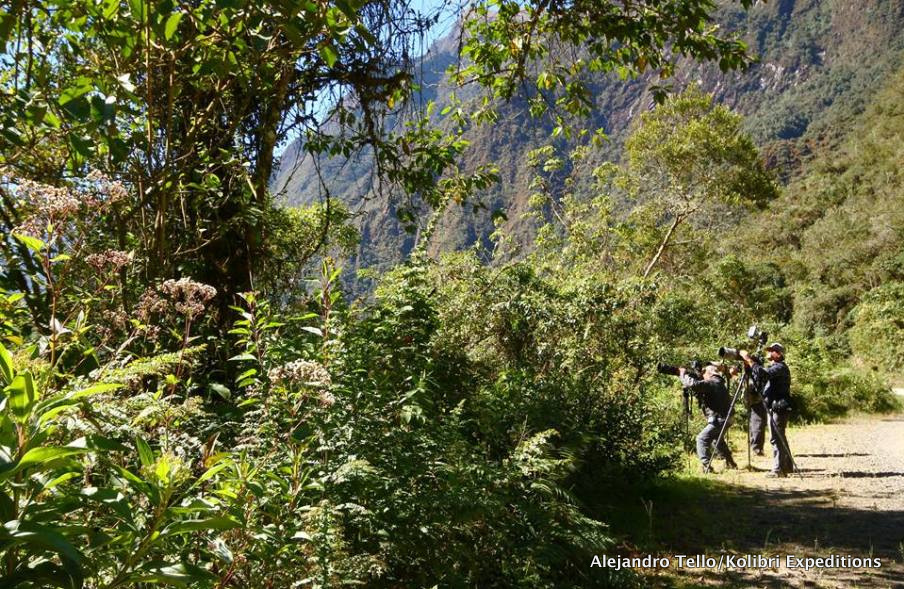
[656,359,704,379]
[718,324,768,362]
[656,360,706,414]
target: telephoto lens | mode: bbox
[718,346,742,361]
[656,363,681,376]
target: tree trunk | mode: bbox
[642,213,683,279]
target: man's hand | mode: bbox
[739,349,754,366]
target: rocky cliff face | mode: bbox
[272,0,904,286]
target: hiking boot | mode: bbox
[754,449,765,456]
[725,458,738,470]
[766,471,787,478]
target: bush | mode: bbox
[318,261,617,587]
[848,281,904,372]
[776,328,900,422]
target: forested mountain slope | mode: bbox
[737,66,904,365]
[273,0,904,283]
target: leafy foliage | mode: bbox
[620,86,778,277]
[849,282,904,373]
[0,0,902,586]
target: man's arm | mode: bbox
[739,349,755,367]
[739,350,768,395]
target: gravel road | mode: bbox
[686,413,904,587]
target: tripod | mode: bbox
[702,368,747,474]
[704,364,802,478]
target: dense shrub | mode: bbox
[848,282,904,372]
[431,251,683,478]
[773,328,900,422]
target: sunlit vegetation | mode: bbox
[0,0,901,586]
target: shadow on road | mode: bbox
[590,477,904,559]
[796,453,870,458]
[836,471,904,479]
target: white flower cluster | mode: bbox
[160,277,217,318]
[85,249,132,271]
[268,359,332,389]
[6,172,128,237]
[11,179,80,235]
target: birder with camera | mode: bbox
[740,343,793,477]
[678,363,738,473]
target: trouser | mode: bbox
[749,402,766,453]
[769,409,793,474]
[697,419,734,467]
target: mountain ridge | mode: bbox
[273,0,904,285]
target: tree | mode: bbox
[1,0,760,321]
[0,0,446,313]
[620,86,778,278]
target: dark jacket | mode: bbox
[751,360,791,410]
[680,374,731,420]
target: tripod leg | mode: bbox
[745,380,752,469]
[704,376,745,474]
[768,410,801,479]
[685,410,691,472]
[747,406,752,469]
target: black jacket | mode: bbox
[751,360,791,409]
[680,374,731,420]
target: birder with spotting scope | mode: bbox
[740,343,794,477]
[677,363,738,473]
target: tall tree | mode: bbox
[619,86,777,278]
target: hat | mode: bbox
[766,342,785,355]
[704,362,725,377]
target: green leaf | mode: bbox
[135,437,154,468]
[161,516,241,537]
[19,445,87,469]
[0,446,90,480]
[113,465,151,493]
[68,383,121,401]
[102,0,119,19]
[67,435,128,453]
[0,520,84,565]
[0,560,83,589]
[164,11,183,40]
[0,11,16,47]
[58,77,93,106]
[12,233,45,253]
[0,342,12,385]
[235,368,257,383]
[127,0,146,20]
[7,372,36,423]
[129,562,215,585]
[196,461,229,484]
[42,471,80,491]
[319,44,339,68]
[209,383,231,400]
